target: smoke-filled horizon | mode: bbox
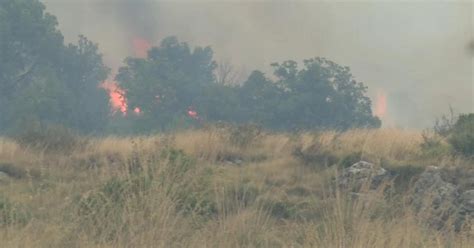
[43,0,473,128]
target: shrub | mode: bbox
[12,122,84,153]
[420,130,452,158]
[0,196,31,226]
[433,107,457,137]
[263,199,297,219]
[76,176,153,241]
[293,142,338,167]
[220,182,259,214]
[175,167,217,219]
[0,163,27,179]
[448,113,474,157]
[339,152,362,168]
[385,164,425,194]
[229,124,264,148]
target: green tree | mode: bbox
[237,70,281,124]
[117,37,380,132]
[58,36,110,132]
[448,113,474,157]
[0,0,110,133]
[117,36,216,131]
[0,0,63,130]
[270,58,380,130]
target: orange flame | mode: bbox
[374,90,387,119]
[133,107,142,114]
[100,37,151,116]
[101,80,127,115]
[132,37,152,58]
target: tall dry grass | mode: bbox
[0,127,471,247]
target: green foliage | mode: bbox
[76,177,133,241]
[222,183,259,213]
[1,1,380,134]
[75,148,217,242]
[0,196,31,226]
[421,112,473,158]
[260,196,301,219]
[0,0,109,134]
[271,58,381,130]
[339,152,362,168]
[12,122,84,153]
[420,130,452,158]
[448,113,474,157]
[158,149,217,218]
[229,124,263,148]
[175,168,217,219]
[433,107,457,137]
[293,140,338,167]
[267,200,297,219]
[385,164,425,194]
[116,36,216,131]
[118,36,380,132]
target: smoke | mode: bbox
[42,0,473,128]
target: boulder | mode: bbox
[410,166,460,230]
[455,190,474,230]
[337,161,392,190]
[0,171,11,183]
[459,190,474,213]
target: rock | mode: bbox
[0,171,12,183]
[459,190,474,213]
[337,161,391,190]
[456,190,474,230]
[410,166,460,230]
[223,158,243,165]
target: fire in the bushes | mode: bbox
[101,37,199,120]
[101,37,151,115]
[374,90,387,119]
[132,37,152,59]
[101,80,127,115]
[187,107,199,120]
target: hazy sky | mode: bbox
[43,0,473,128]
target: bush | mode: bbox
[421,110,473,158]
[229,124,263,148]
[339,152,362,168]
[220,182,259,214]
[0,196,31,226]
[76,177,130,241]
[420,130,452,158]
[448,113,474,157]
[433,107,457,137]
[261,198,296,219]
[0,163,27,179]
[12,122,84,153]
[293,142,338,167]
[385,164,425,194]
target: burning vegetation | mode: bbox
[0,1,473,247]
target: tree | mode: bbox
[117,36,217,131]
[269,58,380,130]
[215,59,245,86]
[0,0,110,133]
[448,113,474,157]
[59,36,110,132]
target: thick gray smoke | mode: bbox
[43,0,473,128]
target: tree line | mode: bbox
[0,0,380,135]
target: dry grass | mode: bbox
[0,127,472,247]
[299,128,423,162]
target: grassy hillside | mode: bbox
[0,127,472,247]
